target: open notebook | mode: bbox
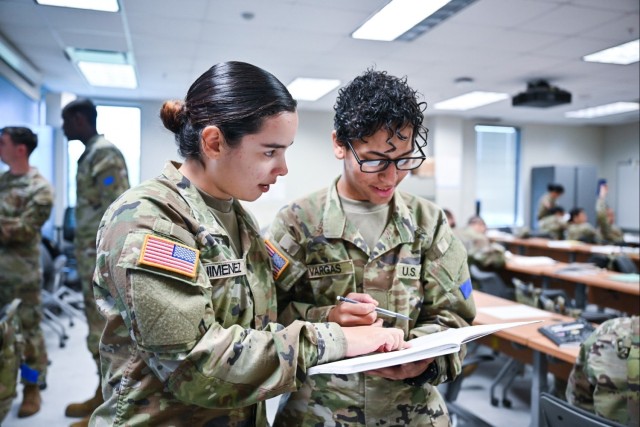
[308,320,541,376]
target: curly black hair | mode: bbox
[333,69,428,152]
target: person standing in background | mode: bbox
[0,127,54,418]
[61,99,130,427]
[537,183,565,221]
[266,69,476,426]
[566,315,639,425]
[595,179,624,243]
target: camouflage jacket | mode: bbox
[91,162,346,427]
[0,167,53,290]
[454,226,506,270]
[536,193,556,220]
[566,316,640,425]
[75,134,129,249]
[566,223,601,244]
[538,215,567,240]
[266,178,476,426]
[596,198,624,243]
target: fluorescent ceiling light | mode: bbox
[35,0,119,12]
[565,102,639,119]
[353,0,451,41]
[434,91,509,111]
[582,39,639,65]
[77,62,136,89]
[287,78,340,101]
[66,47,137,88]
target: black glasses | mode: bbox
[346,142,426,173]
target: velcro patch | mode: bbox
[265,239,289,280]
[307,260,354,278]
[204,259,246,279]
[138,234,199,278]
[396,263,421,280]
[459,278,472,299]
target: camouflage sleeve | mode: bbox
[0,180,53,244]
[266,207,320,325]
[566,331,596,413]
[87,147,130,208]
[98,209,345,409]
[413,223,476,385]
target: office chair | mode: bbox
[539,392,625,427]
[469,264,515,301]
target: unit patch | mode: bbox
[138,234,200,278]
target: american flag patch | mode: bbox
[138,235,200,278]
[265,240,289,280]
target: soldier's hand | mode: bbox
[328,292,378,326]
[342,319,408,357]
[365,358,433,380]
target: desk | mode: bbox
[473,291,580,427]
[492,235,640,268]
[503,258,640,314]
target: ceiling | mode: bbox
[1,0,639,126]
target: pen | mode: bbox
[336,296,412,320]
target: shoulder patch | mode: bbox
[103,175,115,186]
[265,239,289,280]
[138,234,200,278]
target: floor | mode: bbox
[3,316,537,427]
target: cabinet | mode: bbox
[530,166,597,229]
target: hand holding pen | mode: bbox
[328,293,411,326]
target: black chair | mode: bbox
[611,255,638,274]
[539,392,625,427]
[469,264,515,301]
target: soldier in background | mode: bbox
[455,216,506,270]
[566,207,600,243]
[444,208,457,229]
[566,315,639,425]
[267,69,476,426]
[0,126,54,417]
[538,206,567,240]
[537,183,565,221]
[61,99,130,427]
[595,179,624,243]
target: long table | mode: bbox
[472,291,581,427]
[503,257,640,314]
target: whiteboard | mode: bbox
[616,162,640,231]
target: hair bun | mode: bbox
[160,100,187,133]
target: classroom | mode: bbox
[0,1,638,426]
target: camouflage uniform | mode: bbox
[536,193,556,220]
[566,316,640,425]
[566,223,600,243]
[595,198,624,243]
[0,167,53,387]
[454,226,506,270]
[75,134,129,370]
[538,215,567,240]
[90,162,347,426]
[266,178,476,427]
[0,299,23,423]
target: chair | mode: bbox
[539,392,625,427]
[611,255,638,274]
[469,264,515,301]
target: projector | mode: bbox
[512,80,572,108]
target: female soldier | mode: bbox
[90,61,406,426]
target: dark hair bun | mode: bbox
[160,100,187,133]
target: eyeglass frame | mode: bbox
[345,141,427,173]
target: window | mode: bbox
[67,105,140,206]
[475,125,521,227]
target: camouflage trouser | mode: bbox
[0,299,23,423]
[75,245,104,372]
[0,279,48,387]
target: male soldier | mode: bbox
[0,126,54,417]
[266,69,475,426]
[566,315,639,425]
[455,216,506,270]
[595,180,624,243]
[61,99,129,427]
